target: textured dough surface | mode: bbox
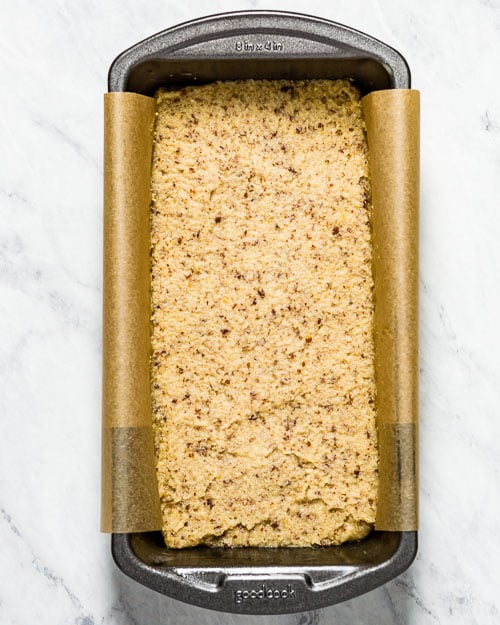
[150,80,378,548]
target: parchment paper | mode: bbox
[101,93,162,532]
[363,89,420,531]
[101,88,420,533]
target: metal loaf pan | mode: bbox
[108,10,417,615]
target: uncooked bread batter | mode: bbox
[150,79,378,548]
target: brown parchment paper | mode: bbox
[362,90,420,531]
[101,93,162,532]
[101,88,419,534]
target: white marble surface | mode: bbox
[1,0,500,623]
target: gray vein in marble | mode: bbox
[479,0,500,8]
[482,111,499,132]
[0,508,22,537]
[394,575,439,622]
[0,254,96,332]
[383,586,405,625]
[0,507,96,625]
[109,586,144,625]
[0,187,31,209]
[423,290,500,402]
[33,117,98,169]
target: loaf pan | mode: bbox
[108,10,417,615]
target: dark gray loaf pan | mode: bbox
[108,10,417,615]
